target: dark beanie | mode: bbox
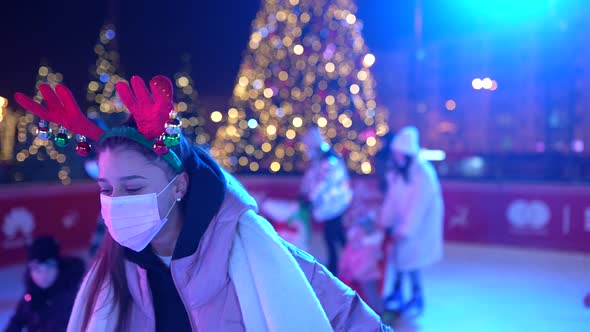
[28,236,60,262]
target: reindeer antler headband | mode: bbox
[14,75,183,173]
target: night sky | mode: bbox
[0,1,420,103]
[1,0,542,104]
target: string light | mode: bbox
[211,0,388,173]
[472,77,497,91]
[445,99,457,111]
[472,78,483,90]
[362,54,376,67]
[211,111,223,122]
[0,99,17,161]
[0,99,4,125]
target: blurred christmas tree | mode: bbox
[211,0,388,174]
[86,23,127,127]
[11,62,77,184]
[0,96,17,165]
[172,53,210,146]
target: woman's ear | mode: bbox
[175,172,190,200]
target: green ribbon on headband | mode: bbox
[99,126,183,173]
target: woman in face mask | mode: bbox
[15,75,392,332]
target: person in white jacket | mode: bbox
[300,126,353,275]
[378,126,444,317]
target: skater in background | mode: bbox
[374,131,395,193]
[300,126,353,275]
[339,213,385,315]
[4,236,85,332]
[378,126,444,317]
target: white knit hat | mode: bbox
[392,126,420,156]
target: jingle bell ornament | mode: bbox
[164,111,182,136]
[163,133,180,147]
[36,120,52,140]
[165,120,182,135]
[54,127,70,147]
[161,110,181,147]
[75,136,92,156]
[153,138,169,155]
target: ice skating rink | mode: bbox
[0,243,588,331]
[389,243,589,332]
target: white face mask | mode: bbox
[100,175,179,252]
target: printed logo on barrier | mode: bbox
[449,206,469,228]
[507,200,550,234]
[62,211,80,229]
[2,207,36,249]
[260,198,310,251]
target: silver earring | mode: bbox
[176,197,181,202]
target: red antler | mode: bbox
[116,75,174,141]
[14,84,105,141]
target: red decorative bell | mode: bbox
[153,139,169,155]
[76,141,92,156]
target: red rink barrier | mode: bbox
[241,176,590,254]
[0,181,100,266]
[0,177,589,266]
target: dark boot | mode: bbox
[384,272,404,312]
[402,270,424,317]
[402,290,424,317]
